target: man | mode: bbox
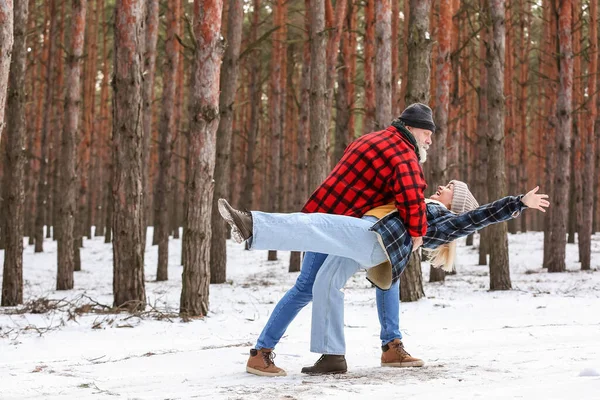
[224,103,435,376]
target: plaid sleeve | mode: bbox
[425,195,526,247]
[392,154,427,237]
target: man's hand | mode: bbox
[412,236,423,252]
[522,186,550,212]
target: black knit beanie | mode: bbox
[398,103,436,132]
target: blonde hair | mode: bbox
[425,241,456,272]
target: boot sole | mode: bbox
[246,366,287,377]
[301,369,347,375]
[217,199,246,243]
[381,361,425,368]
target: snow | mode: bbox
[1,229,600,399]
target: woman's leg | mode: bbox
[255,251,328,350]
[310,256,361,355]
[250,211,387,267]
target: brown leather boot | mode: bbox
[246,348,287,377]
[301,355,347,375]
[381,339,425,367]
[218,199,253,243]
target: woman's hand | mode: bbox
[522,186,550,212]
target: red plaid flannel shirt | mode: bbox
[302,126,427,237]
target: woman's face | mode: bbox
[430,182,454,208]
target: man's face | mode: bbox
[408,126,433,148]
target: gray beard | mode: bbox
[418,143,428,164]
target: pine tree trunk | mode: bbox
[363,0,376,134]
[267,0,285,262]
[374,0,392,129]
[144,0,159,246]
[485,0,511,290]
[239,0,261,212]
[51,0,66,241]
[398,0,409,112]
[429,0,452,283]
[542,0,558,267]
[518,0,530,233]
[0,0,14,137]
[405,0,433,106]
[579,0,596,270]
[153,0,181,282]
[400,0,432,302]
[308,0,328,192]
[391,0,399,116]
[477,13,489,266]
[209,0,243,283]
[548,0,573,273]
[112,0,147,311]
[57,0,86,291]
[430,0,451,191]
[180,0,224,317]
[400,252,424,302]
[333,4,352,164]
[94,0,109,237]
[35,0,59,253]
[1,0,28,307]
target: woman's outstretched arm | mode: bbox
[424,186,549,248]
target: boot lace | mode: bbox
[395,342,412,358]
[262,350,277,367]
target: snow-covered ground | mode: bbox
[1,229,600,399]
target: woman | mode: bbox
[219,182,549,375]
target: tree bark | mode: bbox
[429,0,452,283]
[57,0,86,291]
[1,0,28,306]
[0,0,13,137]
[112,0,147,311]
[143,0,159,246]
[239,0,261,213]
[477,20,490,266]
[485,0,511,290]
[209,0,243,283]
[400,0,432,302]
[34,0,59,253]
[548,0,573,273]
[307,0,328,192]
[363,0,376,133]
[579,0,596,269]
[180,0,224,317]
[374,0,392,129]
[153,0,181,282]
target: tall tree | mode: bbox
[153,0,182,282]
[579,0,596,269]
[547,0,573,273]
[143,0,159,245]
[363,0,376,133]
[34,0,59,252]
[239,0,261,213]
[267,0,284,262]
[112,0,147,310]
[0,0,13,135]
[485,0,511,289]
[180,0,224,317]
[210,0,243,283]
[429,0,453,283]
[374,0,392,128]
[476,16,490,266]
[400,0,432,302]
[57,0,86,291]
[1,0,28,306]
[308,0,328,192]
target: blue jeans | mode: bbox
[251,212,401,351]
[310,255,402,355]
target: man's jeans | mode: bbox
[252,212,402,352]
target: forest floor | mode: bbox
[1,229,600,399]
